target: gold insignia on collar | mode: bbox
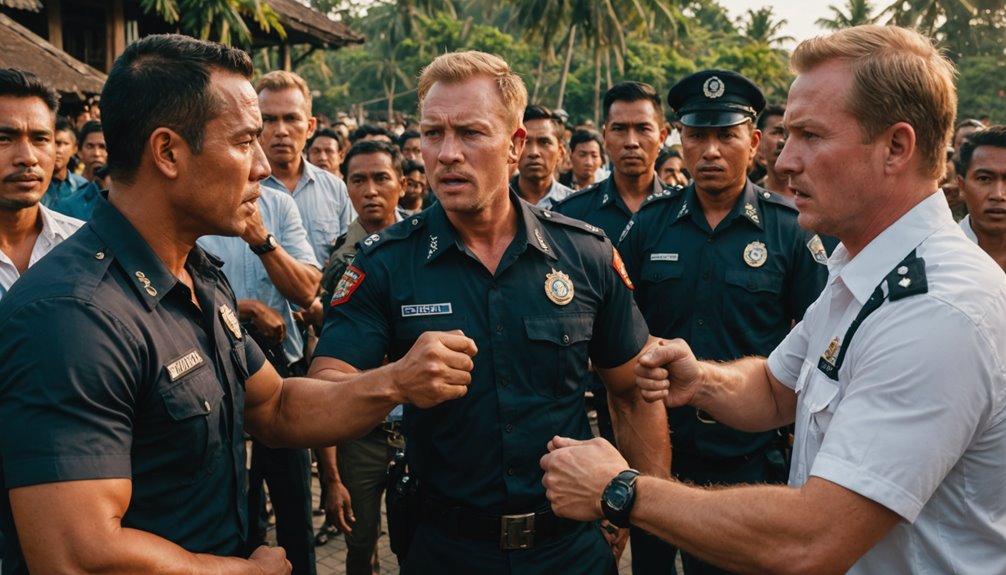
[219,304,242,340]
[744,203,760,224]
[743,241,768,268]
[544,268,574,306]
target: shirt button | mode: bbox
[505,423,513,433]
[697,319,705,326]
[203,400,212,412]
[562,334,570,344]
[507,467,515,476]
[499,377,509,387]
[496,323,504,333]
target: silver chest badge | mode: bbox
[743,241,768,268]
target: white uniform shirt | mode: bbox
[767,192,1006,574]
[262,160,355,265]
[959,214,978,243]
[0,205,83,301]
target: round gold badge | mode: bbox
[743,241,768,268]
[544,268,574,305]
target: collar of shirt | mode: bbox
[674,179,764,231]
[89,197,217,311]
[422,190,558,265]
[599,173,663,212]
[830,191,950,305]
[264,157,319,195]
[37,204,84,246]
[959,214,978,244]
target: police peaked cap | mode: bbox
[667,69,766,128]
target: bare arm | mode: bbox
[636,338,796,432]
[596,336,671,478]
[244,331,477,448]
[541,438,899,575]
[316,445,355,532]
[10,479,289,575]
[241,202,320,309]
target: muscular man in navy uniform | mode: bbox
[617,70,828,575]
[310,51,670,574]
[0,35,468,575]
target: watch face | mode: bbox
[606,483,630,510]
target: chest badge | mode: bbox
[743,241,768,268]
[219,304,242,340]
[545,268,574,306]
[821,336,841,366]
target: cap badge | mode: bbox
[703,76,725,99]
[544,268,574,306]
[743,241,768,268]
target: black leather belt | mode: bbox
[420,495,581,550]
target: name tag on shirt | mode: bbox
[650,253,679,262]
[166,350,205,381]
[401,303,453,317]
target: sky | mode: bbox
[714,0,838,48]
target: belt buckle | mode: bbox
[499,512,535,550]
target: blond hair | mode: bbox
[417,51,527,129]
[792,25,957,180]
[256,70,312,115]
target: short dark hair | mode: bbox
[342,140,403,178]
[523,104,562,141]
[309,128,345,152]
[0,68,59,112]
[398,129,420,148]
[954,118,985,141]
[757,105,785,130]
[603,81,662,123]
[55,116,76,140]
[350,124,393,144]
[956,125,1006,177]
[568,129,603,154]
[79,120,103,144]
[656,147,682,169]
[402,158,425,175]
[101,34,254,184]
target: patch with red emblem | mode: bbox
[330,266,365,306]
[612,247,633,290]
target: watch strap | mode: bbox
[600,468,640,528]
[250,234,278,255]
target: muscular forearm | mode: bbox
[630,476,892,575]
[608,387,671,478]
[247,366,399,448]
[317,445,341,484]
[257,250,320,309]
[690,357,795,432]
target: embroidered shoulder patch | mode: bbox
[612,247,634,290]
[330,265,366,306]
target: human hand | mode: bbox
[249,301,286,344]
[636,338,702,407]
[323,480,355,533]
[240,202,270,247]
[389,330,477,408]
[599,521,629,562]
[247,545,291,575]
[540,436,628,522]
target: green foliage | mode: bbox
[141,0,284,46]
[956,56,1006,123]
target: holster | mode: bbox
[385,450,420,561]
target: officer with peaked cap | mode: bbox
[617,69,828,575]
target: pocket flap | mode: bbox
[161,368,224,420]
[641,261,685,283]
[724,268,784,294]
[523,313,593,346]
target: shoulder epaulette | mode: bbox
[758,188,798,211]
[530,204,607,238]
[357,214,428,255]
[640,184,683,208]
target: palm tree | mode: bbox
[816,0,880,29]
[507,0,572,102]
[140,0,284,46]
[740,6,794,47]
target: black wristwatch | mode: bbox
[600,469,640,528]
[250,234,279,255]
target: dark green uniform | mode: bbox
[554,174,669,245]
[315,192,650,574]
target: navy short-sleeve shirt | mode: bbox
[0,197,265,574]
[553,174,669,245]
[618,181,828,459]
[316,193,649,513]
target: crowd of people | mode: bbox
[0,22,1004,575]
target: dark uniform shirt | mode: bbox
[619,181,828,461]
[553,174,668,244]
[316,193,649,514]
[0,197,265,575]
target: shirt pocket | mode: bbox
[159,367,226,482]
[523,313,593,399]
[640,261,685,284]
[793,360,839,483]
